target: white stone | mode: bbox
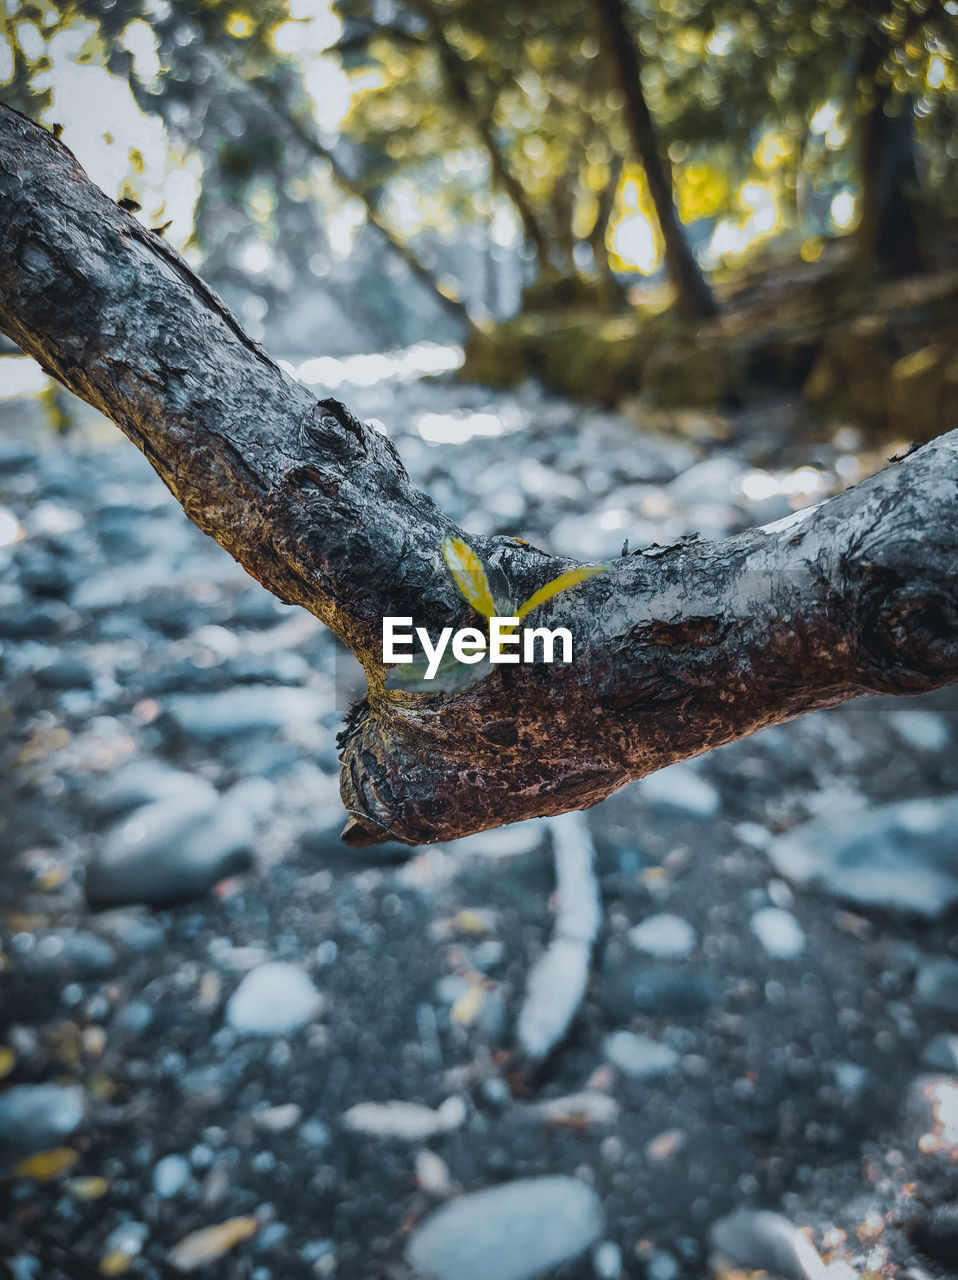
[226,962,322,1036]
[769,797,958,919]
[343,1095,466,1141]
[452,823,544,859]
[0,1083,86,1148]
[153,1154,190,1198]
[627,913,696,959]
[603,1031,679,1079]
[406,1176,602,1280]
[641,764,720,817]
[750,908,805,959]
[890,709,950,753]
[710,1209,830,1280]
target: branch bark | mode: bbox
[1,104,956,847]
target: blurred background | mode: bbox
[2,2,958,1278]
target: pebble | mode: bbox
[166,686,328,738]
[29,930,117,977]
[627,913,696,959]
[916,959,958,1013]
[528,1091,619,1126]
[640,763,720,817]
[709,1208,830,1280]
[750,908,806,959]
[451,823,544,859]
[406,1176,603,1280]
[922,1035,958,1072]
[86,788,257,909]
[593,1239,622,1279]
[415,1148,455,1196]
[252,1104,302,1133]
[167,1217,258,1273]
[94,760,217,816]
[153,1154,191,1198]
[631,966,715,1017]
[768,797,958,919]
[0,1083,86,1150]
[94,910,165,951]
[889,709,949,752]
[226,962,323,1036]
[603,1031,679,1079]
[646,1252,680,1280]
[909,1204,958,1270]
[343,1095,466,1141]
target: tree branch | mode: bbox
[1,104,956,847]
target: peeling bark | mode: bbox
[1,104,956,847]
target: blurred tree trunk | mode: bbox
[853,26,924,275]
[2,104,957,846]
[197,14,479,337]
[588,156,625,307]
[593,0,717,320]
[421,13,558,279]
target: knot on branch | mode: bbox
[297,398,409,480]
[860,572,958,692]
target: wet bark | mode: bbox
[1,104,956,847]
[592,0,717,320]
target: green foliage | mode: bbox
[2,0,955,318]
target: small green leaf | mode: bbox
[516,565,607,620]
[442,535,497,619]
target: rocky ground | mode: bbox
[1,355,957,1280]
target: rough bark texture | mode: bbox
[2,104,957,847]
[593,0,718,320]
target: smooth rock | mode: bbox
[452,823,544,859]
[252,1104,302,1133]
[528,1092,619,1127]
[343,1095,466,1141]
[153,1154,191,1198]
[667,455,743,507]
[94,910,165,951]
[406,1175,603,1280]
[922,1034,958,1072]
[627,914,696,959]
[94,761,217,817]
[710,1208,830,1280]
[917,959,958,1013]
[750,908,805,959]
[0,1084,86,1150]
[593,1240,622,1280]
[86,788,256,909]
[166,686,328,738]
[30,930,116,977]
[890,709,950,753]
[909,1204,958,1270]
[768,797,958,919]
[603,1031,679,1079]
[630,966,715,1016]
[226,962,322,1036]
[641,764,720,818]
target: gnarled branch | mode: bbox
[1,104,956,846]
